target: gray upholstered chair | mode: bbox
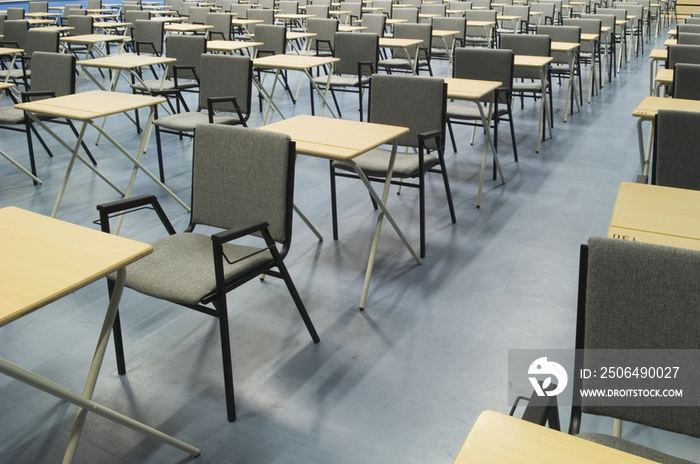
[0,29,59,91]
[131,34,205,94]
[431,16,465,67]
[305,4,329,19]
[310,31,378,120]
[650,108,700,190]
[188,6,211,24]
[537,25,582,108]
[446,48,518,168]
[330,74,456,258]
[361,13,386,37]
[206,12,232,40]
[306,18,338,56]
[342,2,363,25]
[6,8,24,20]
[569,237,700,464]
[378,23,433,75]
[96,124,320,423]
[464,10,497,47]
[153,54,253,181]
[253,24,295,106]
[1,20,29,49]
[132,19,164,56]
[392,6,418,23]
[529,2,555,29]
[0,52,94,183]
[676,32,700,45]
[671,62,700,100]
[246,7,274,34]
[498,5,530,34]
[666,44,700,96]
[87,0,102,10]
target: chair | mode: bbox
[529,2,555,30]
[306,18,338,56]
[305,5,329,19]
[500,33,552,128]
[421,4,447,23]
[579,14,609,82]
[121,3,142,22]
[0,52,94,183]
[206,12,232,40]
[361,13,386,37]
[87,0,103,10]
[342,2,363,25]
[7,8,24,21]
[96,123,320,424]
[310,31,378,120]
[188,6,211,24]
[449,1,472,17]
[132,19,164,56]
[595,8,627,72]
[686,17,700,24]
[618,3,643,58]
[432,16,465,67]
[651,108,700,189]
[153,54,253,181]
[677,32,700,45]
[1,20,29,49]
[330,74,456,258]
[498,5,530,34]
[446,47,518,168]
[667,44,700,96]
[676,23,700,34]
[378,23,433,75]
[537,24,582,109]
[246,8,274,34]
[254,24,295,106]
[569,237,700,464]
[464,10,497,48]
[258,0,275,9]
[539,0,563,24]
[392,7,418,23]
[0,29,59,91]
[29,2,49,13]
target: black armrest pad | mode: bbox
[97,194,159,215]
[636,174,649,184]
[212,221,269,244]
[418,129,442,141]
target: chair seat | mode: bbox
[312,74,369,87]
[378,58,427,70]
[122,232,274,306]
[154,111,243,131]
[512,81,543,92]
[577,433,696,464]
[332,146,438,178]
[0,107,52,124]
[131,79,198,92]
[0,68,28,80]
[446,101,508,120]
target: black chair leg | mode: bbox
[155,125,166,183]
[446,119,458,152]
[507,105,518,163]
[214,299,237,423]
[329,161,339,240]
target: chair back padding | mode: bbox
[247,8,274,33]
[368,74,446,149]
[254,23,286,55]
[570,17,603,54]
[671,63,700,100]
[392,23,431,61]
[334,31,378,75]
[677,32,700,45]
[653,109,700,190]
[133,19,164,55]
[305,5,329,18]
[25,29,60,57]
[537,25,580,65]
[206,12,232,40]
[433,17,465,44]
[7,8,24,20]
[166,34,206,80]
[199,53,253,116]
[453,47,513,104]
[87,0,102,10]
[668,44,700,68]
[677,23,700,34]
[392,7,418,23]
[361,13,385,36]
[125,10,149,35]
[307,18,338,54]
[67,15,94,36]
[29,2,49,13]
[31,52,76,98]
[192,124,294,244]
[4,20,29,49]
[500,33,550,80]
[576,237,700,438]
[465,10,496,40]
[188,6,210,24]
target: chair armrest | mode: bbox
[151,88,181,97]
[636,174,649,184]
[418,129,442,143]
[21,91,55,103]
[212,221,269,245]
[206,96,243,124]
[357,61,374,77]
[96,194,177,235]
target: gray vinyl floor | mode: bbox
[2,23,699,464]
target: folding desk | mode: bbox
[76,53,177,93]
[0,82,42,184]
[253,54,339,124]
[551,41,580,121]
[15,90,189,220]
[260,115,420,310]
[653,67,672,96]
[648,48,667,96]
[0,206,199,464]
[432,29,459,76]
[453,410,653,464]
[207,39,263,54]
[163,23,213,34]
[60,33,130,59]
[514,54,554,153]
[444,77,503,207]
[632,96,700,176]
[579,32,600,98]
[607,182,700,251]
[378,37,423,75]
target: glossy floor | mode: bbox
[1,28,698,464]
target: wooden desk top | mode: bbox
[514,55,554,68]
[260,115,409,160]
[654,67,673,84]
[551,41,580,52]
[76,53,177,70]
[275,13,315,19]
[0,47,23,56]
[231,18,265,25]
[0,206,152,326]
[453,410,657,464]
[253,54,339,70]
[25,12,61,18]
[15,90,166,120]
[444,77,501,101]
[378,37,423,48]
[164,23,213,32]
[608,182,700,251]
[433,29,459,37]
[60,34,129,44]
[664,38,677,46]
[0,82,15,91]
[632,95,700,119]
[580,33,599,41]
[649,48,668,60]
[286,31,317,40]
[466,20,497,27]
[338,25,366,32]
[385,18,408,24]
[207,40,263,51]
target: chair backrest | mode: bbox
[392,22,432,62]
[25,29,60,59]
[206,12,232,40]
[191,124,295,246]
[373,0,393,16]
[668,44,700,69]
[403,0,422,8]
[530,2,555,25]
[198,53,253,120]
[133,19,164,55]
[392,7,418,23]
[685,17,700,24]
[432,16,465,44]
[125,10,150,36]
[305,5,329,18]
[453,47,513,104]
[31,51,76,98]
[7,8,25,21]
[64,4,83,17]
[500,33,550,79]
[471,0,490,8]
[229,3,248,18]
[166,34,206,80]
[537,24,580,64]
[279,1,298,14]
[3,20,30,49]
[563,17,600,53]
[571,237,700,439]
[306,18,338,55]
[258,0,275,9]
[503,5,529,23]
[595,7,626,26]
[334,31,378,75]
[87,0,103,10]
[29,2,49,13]
[223,0,238,12]
[247,8,274,34]
[344,2,363,23]
[254,23,286,55]
[368,74,446,150]
[361,13,386,36]
[677,23,700,34]
[653,108,700,188]
[181,1,194,16]
[188,6,211,24]
[0,15,6,36]
[677,32,700,45]
[465,10,496,39]
[421,4,446,17]
[451,1,472,13]
[313,0,331,6]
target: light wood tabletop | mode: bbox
[608,182,700,251]
[0,206,152,326]
[164,23,213,32]
[632,95,700,119]
[453,410,657,464]
[444,77,501,101]
[253,53,338,71]
[60,33,130,44]
[207,39,263,52]
[76,53,176,71]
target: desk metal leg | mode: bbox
[0,148,42,184]
[564,49,581,121]
[0,270,200,463]
[536,67,552,153]
[254,75,286,125]
[306,67,338,118]
[262,69,282,125]
[476,96,505,208]
[636,117,654,176]
[356,140,421,310]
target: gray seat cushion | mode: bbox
[577,433,697,464]
[0,106,51,124]
[123,232,274,306]
[154,111,242,131]
[333,147,439,178]
[446,101,508,120]
[131,79,198,92]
